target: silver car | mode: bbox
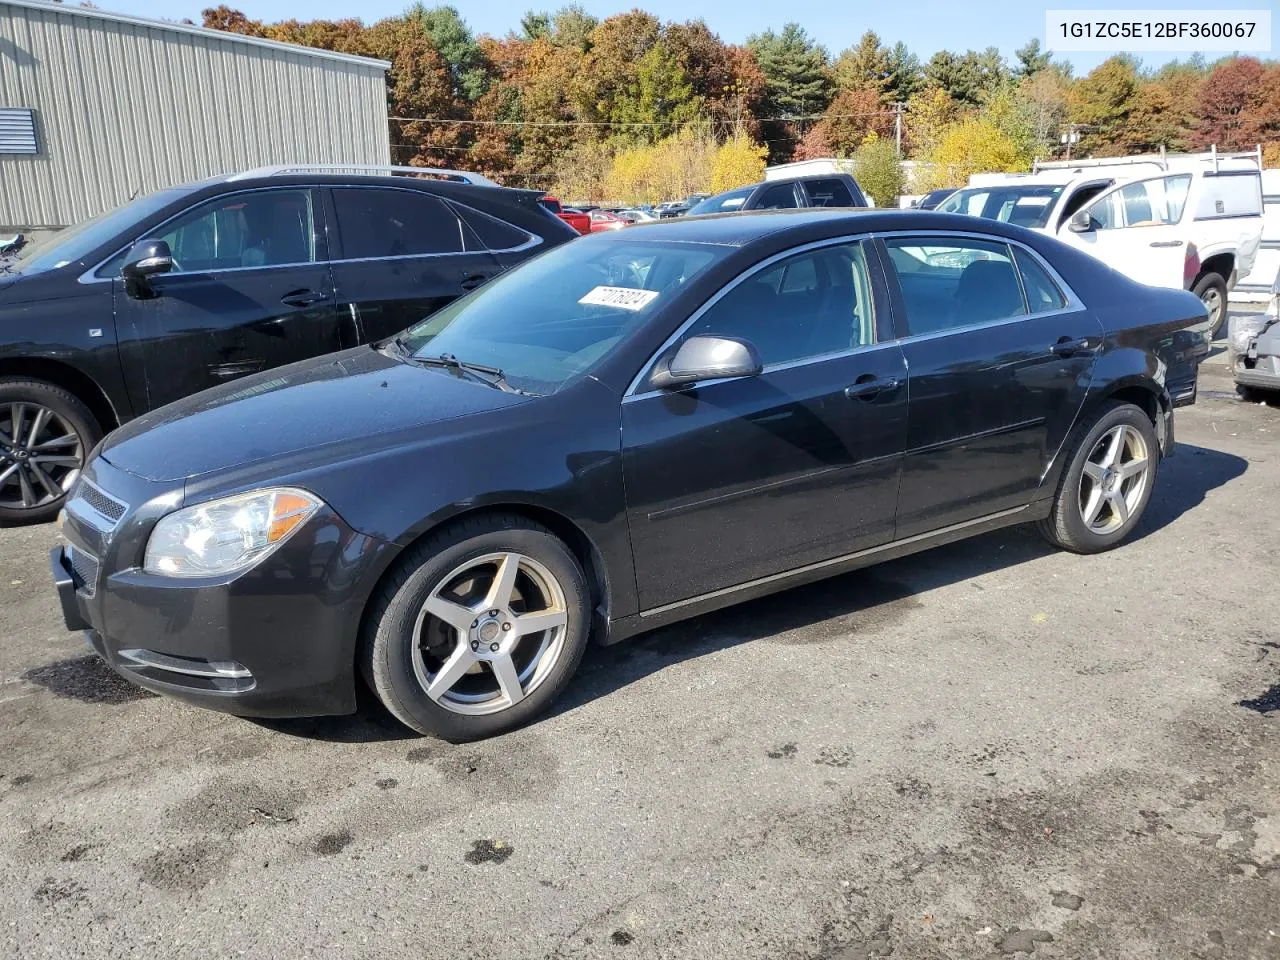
[1228,271,1280,399]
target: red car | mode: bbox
[588,209,628,233]
[540,196,590,235]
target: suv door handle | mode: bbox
[1050,336,1098,357]
[459,274,489,291]
[845,375,902,400]
[1148,240,1183,248]
[280,289,327,307]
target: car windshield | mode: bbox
[396,236,731,395]
[689,187,754,215]
[12,188,187,274]
[936,185,1065,229]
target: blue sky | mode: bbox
[103,0,1271,74]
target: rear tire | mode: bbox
[1037,402,1159,554]
[0,378,101,525]
[1192,272,1228,340]
[361,513,590,741]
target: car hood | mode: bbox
[99,347,531,482]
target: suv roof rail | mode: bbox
[226,164,500,186]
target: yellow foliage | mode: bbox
[1264,142,1280,169]
[923,118,1025,190]
[709,138,767,192]
[605,129,721,203]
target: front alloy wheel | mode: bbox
[363,514,590,740]
[413,552,569,715]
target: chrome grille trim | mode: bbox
[66,544,100,598]
[67,478,128,532]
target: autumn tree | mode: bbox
[925,117,1023,189]
[853,134,904,205]
[1069,55,1139,155]
[803,88,894,156]
[1195,57,1278,150]
[709,137,767,191]
[833,31,893,98]
[904,85,964,158]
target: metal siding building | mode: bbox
[0,0,390,234]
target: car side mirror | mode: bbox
[1068,209,1095,233]
[649,335,763,390]
[121,239,173,299]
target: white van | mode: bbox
[938,148,1265,336]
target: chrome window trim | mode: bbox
[77,184,542,285]
[623,234,879,400]
[872,229,1087,344]
[77,185,323,285]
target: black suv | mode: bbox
[689,173,869,215]
[0,166,576,522]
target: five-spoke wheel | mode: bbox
[1038,401,1159,553]
[362,514,589,740]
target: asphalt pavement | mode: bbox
[1,344,1278,959]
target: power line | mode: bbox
[388,110,898,127]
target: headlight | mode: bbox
[143,488,322,578]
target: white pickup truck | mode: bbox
[938,148,1266,337]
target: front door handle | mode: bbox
[844,375,902,400]
[1050,336,1098,357]
[1149,240,1183,248]
[459,274,489,291]
[280,288,327,307]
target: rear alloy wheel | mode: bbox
[363,515,589,740]
[0,379,101,525]
[1192,273,1228,340]
[1037,402,1158,554]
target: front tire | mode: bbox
[361,514,590,741]
[1037,403,1159,554]
[0,378,101,525]
[1192,273,1228,340]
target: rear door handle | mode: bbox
[1050,336,1098,357]
[844,375,902,400]
[1149,240,1183,248]
[459,274,489,291]
[280,288,327,307]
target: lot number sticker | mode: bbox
[578,286,660,311]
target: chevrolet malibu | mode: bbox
[51,210,1209,741]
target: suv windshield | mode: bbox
[12,188,187,274]
[937,185,1065,229]
[396,236,732,395]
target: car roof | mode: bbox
[609,208,1043,247]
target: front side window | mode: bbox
[681,242,877,367]
[884,237,1026,335]
[156,189,316,272]
[332,188,464,258]
[1087,175,1192,230]
[398,236,731,395]
[755,183,799,210]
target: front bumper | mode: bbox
[51,459,398,719]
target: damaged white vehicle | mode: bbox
[1229,272,1280,400]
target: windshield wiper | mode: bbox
[409,352,528,395]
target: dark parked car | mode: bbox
[52,210,1209,741]
[689,173,869,215]
[913,188,957,210]
[0,165,576,523]
[658,194,712,218]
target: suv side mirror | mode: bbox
[121,239,173,299]
[1068,209,1095,233]
[649,335,763,390]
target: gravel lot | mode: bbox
[2,342,1278,960]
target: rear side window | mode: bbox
[332,188,463,258]
[755,183,798,209]
[884,237,1026,336]
[803,178,856,207]
[1195,172,1264,220]
[455,204,534,251]
[1013,247,1068,313]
